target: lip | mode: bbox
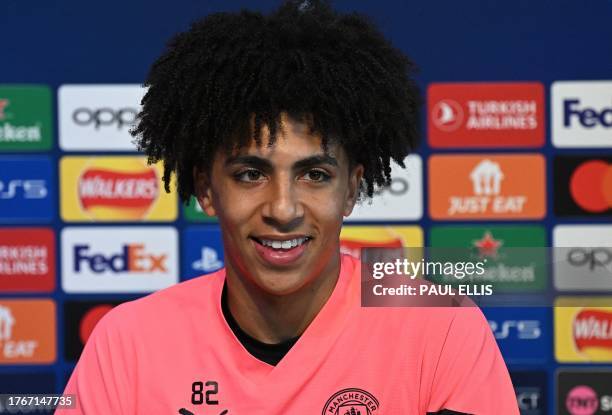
[250,236,310,267]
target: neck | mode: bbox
[224,252,341,344]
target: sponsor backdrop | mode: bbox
[2,0,612,413]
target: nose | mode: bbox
[261,176,304,229]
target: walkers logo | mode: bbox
[59,84,144,151]
[0,299,55,364]
[0,86,52,151]
[0,228,55,292]
[554,156,612,218]
[182,227,224,280]
[339,226,423,259]
[0,156,54,223]
[429,226,546,292]
[428,82,544,148]
[346,155,422,221]
[60,156,177,221]
[183,197,218,222]
[554,225,612,291]
[552,81,612,148]
[61,227,178,293]
[557,370,612,415]
[64,300,122,361]
[484,308,549,364]
[511,371,547,415]
[555,298,612,362]
[429,154,545,220]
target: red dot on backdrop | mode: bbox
[570,160,609,213]
[603,166,612,208]
[79,305,114,345]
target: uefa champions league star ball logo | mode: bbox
[322,388,380,415]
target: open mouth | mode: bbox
[251,236,312,250]
[250,236,312,266]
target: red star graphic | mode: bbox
[472,231,503,259]
[0,99,8,120]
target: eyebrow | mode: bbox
[224,154,339,169]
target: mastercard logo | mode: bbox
[570,160,612,213]
[61,157,177,222]
[79,304,113,345]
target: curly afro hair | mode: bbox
[131,0,420,203]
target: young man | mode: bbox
[60,1,519,413]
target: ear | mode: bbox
[343,163,364,217]
[193,166,217,217]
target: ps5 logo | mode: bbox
[192,247,223,273]
[488,320,541,339]
[0,180,48,199]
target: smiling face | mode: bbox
[195,114,363,296]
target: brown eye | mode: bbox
[235,169,265,182]
[303,169,331,182]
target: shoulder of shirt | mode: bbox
[95,269,225,331]
[345,254,489,333]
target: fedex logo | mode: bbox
[489,320,542,339]
[74,244,167,273]
[552,81,612,148]
[564,99,612,128]
[62,227,178,293]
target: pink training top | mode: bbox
[58,254,519,414]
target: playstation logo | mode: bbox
[192,247,223,273]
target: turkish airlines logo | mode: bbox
[574,309,612,352]
[432,99,463,131]
[428,82,544,148]
[0,228,55,293]
[429,154,546,219]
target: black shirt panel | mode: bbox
[221,283,299,366]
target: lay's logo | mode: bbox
[78,167,158,209]
[555,297,612,362]
[339,226,423,259]
[574,309,612,352]
[61,156,177,221]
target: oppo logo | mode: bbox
[373,178,409,196]
[0,180,47,199]
[72,107,138,130]
[567,248,612,270]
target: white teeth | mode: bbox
[260,237,307,249]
